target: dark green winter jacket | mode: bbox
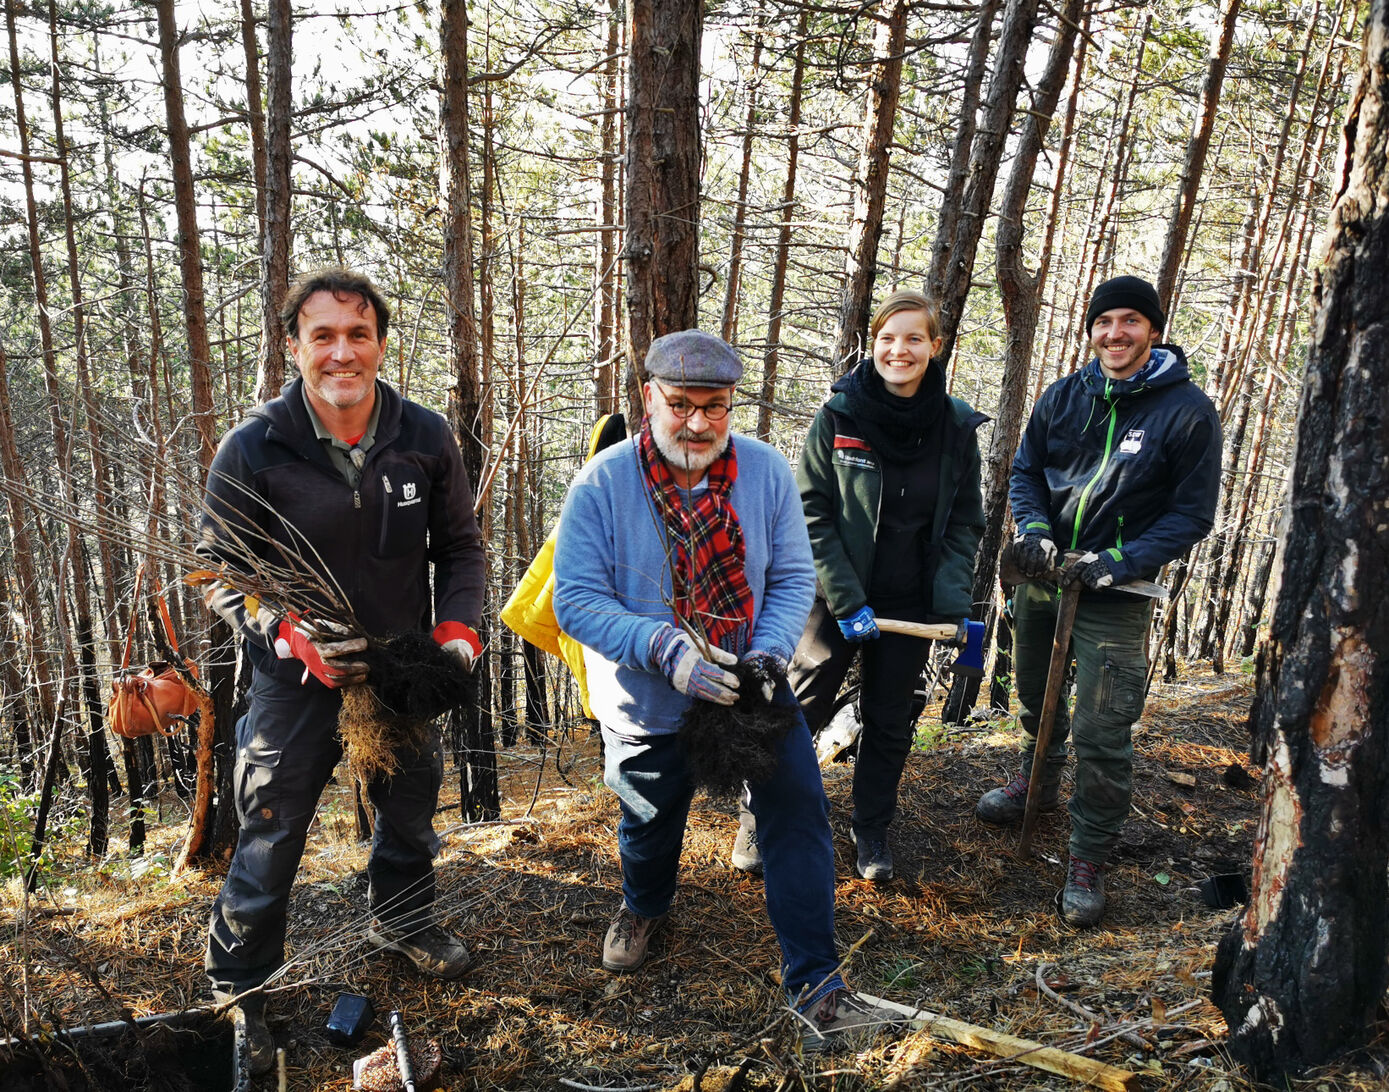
[797,367,988,623]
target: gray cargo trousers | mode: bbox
[1012,581,1154,865]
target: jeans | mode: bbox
[789,598,934,838]
[206,668,444,995]
[602,684,846,1007]
[1013,581,1153,864]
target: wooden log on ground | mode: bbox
[858,993,1142,1090]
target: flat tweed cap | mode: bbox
[645,330,743,387]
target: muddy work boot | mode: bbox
[799,989,907,1053]
[1060,856,1106,926]
[850,828,893,882]
[975,771,1060,826]
[601,905,666,973]
[368,922,473,979]
[218,991,274,1076]
[731,821,764,875]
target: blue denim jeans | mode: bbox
[602,690,846,1008]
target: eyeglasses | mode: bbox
[655,384,732,421]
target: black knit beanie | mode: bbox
[1085,276,1165,334]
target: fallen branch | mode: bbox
[855,993,1142,1091]
[1035,962,1150,1050]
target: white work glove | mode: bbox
[649,625,740,705]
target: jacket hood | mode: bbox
[1079,344,1190,397]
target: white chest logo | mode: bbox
[402,482,417,501]
[1118,429,1145,455]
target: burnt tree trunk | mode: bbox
[1212,7,1389,1075]
[624,0,702,373]
[831,0,907,369]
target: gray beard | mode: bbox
[652,422,730,478]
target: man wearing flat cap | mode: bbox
[554,330,901,1049]
[975,276,1221,926]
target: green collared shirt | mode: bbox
[301,383,382,488]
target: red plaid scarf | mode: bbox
[638,419,755,655]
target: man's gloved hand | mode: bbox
[740,651,787,702]
[433,620,483,672]
[649,625,740,705]
[274,616,369,688]
[837,605,880,642]
[1013,532,1058,579]
[1074,551,1115,590]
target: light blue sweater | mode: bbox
[553,433,815,738]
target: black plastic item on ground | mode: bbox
[1199,873,1248,909]
[326,993,376,1047]
[677,657,796,801]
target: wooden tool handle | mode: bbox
[875,618,958,640]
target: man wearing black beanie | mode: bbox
[974,275,1221,927]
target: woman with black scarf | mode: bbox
[733,291,987,882]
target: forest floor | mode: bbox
[3,665,1388,1091]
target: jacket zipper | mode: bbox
[1070,384,1119,549]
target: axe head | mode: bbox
[948,619,985,678]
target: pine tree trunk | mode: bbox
[832,1,908,369]
[943,0,1082,724]
[931,0,1041,371]
[239,0,268,235]
[1156,0,1242,312]
[720,28,762,344]
[756,6,807,442]
[624,0,702,370]
[593,0,622,415]
[1212,8,1389,1074]
[254,0,292,403]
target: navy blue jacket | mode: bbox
[1010,346,1221,586]
[198,378,485,681]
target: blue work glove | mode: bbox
[836,605,880,642]
[740,651,787,702]
[1013,532,1058,579]
[649,625,740,705]
[1074,551,1115,589]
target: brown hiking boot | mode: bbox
[731,821,764,875]
[368,922,473,979]
[217,991,274,1076]
[975,771,1060,825]
[601,905,665,973]
[799,989,908,1053]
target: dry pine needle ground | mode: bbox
[2,667,1387,1090]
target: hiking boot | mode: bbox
[850,828,893,882]
[799,989,907,1053]
[368,922,473,979]
[601,905,665,973]
[731,822,763,875]
[219,993,274,1076]
[1060,857,1106,926]
[975,771,1060,826]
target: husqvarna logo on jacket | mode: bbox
[398,480,421,507]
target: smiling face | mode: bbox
[289,290,384,429]
[642,381,733,487]
[872,308,943,398]
[1089,307,1160,381]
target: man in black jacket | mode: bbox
[198,268,485,1071]
[975,276,1221,927]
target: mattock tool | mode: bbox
[872,617,986,677]
[1001,546,1169,856]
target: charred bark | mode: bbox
[1212,7,1389,1074]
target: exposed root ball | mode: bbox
[678,659,796,801]
[338,632,471,782]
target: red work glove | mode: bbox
[274,617,369,688]
[433,620,483,672]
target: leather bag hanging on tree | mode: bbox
[108,564,199,740]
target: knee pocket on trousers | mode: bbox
[237,749,282,832]
[1099,658,1145,721]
